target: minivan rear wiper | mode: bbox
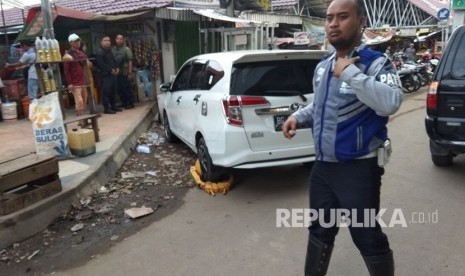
[266,90,308,102]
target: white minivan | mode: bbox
[160,50,326,181]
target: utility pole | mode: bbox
[220,0,234,17]
[1,1,9,46]
[226,0,234,17]
[41,0,54,39]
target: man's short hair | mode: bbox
[354,0,366,18]
[18,39,34,47]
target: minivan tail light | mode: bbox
[427,81,438,110]
[222,96,269,126]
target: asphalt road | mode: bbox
[55,90,465,276]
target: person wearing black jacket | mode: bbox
[95,35,122,114]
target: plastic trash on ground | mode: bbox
[136,144,151,154]
[190,160,233,196]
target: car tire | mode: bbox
[197,137,223,182]
[163,111,178,143]
[429,140,453,166]
[431,154,453,166]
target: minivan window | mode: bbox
[230,60,318,96]
[205,61,224,89]
[172,64,192,91]
[188,63,206,90]
[451,31,465,78]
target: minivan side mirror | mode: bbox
[159,83,171,92]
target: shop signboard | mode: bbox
[399,28,417,37]
[234,34,247,46]
[438,20,448,28]
[452,0,465,10]
[174,0,220,8]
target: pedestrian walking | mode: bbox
[63,34,88,122]
[282,0,403,275]
[95,35,122,114]
[5,40,39,100]
[112,34,135,109]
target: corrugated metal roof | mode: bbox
[54,0,171,14]
[272,0,299,8]
[155,7,199,21]
[0,7,29,27]
[241,11,303,24]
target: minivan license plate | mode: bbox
[274,115,289,131]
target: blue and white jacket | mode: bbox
[293,45,403,162]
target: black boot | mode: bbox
[363,251,394,276]
[305,235,334,276]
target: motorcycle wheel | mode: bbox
[402,77,417,93]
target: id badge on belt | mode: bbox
[377,139,392,167]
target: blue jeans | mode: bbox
[28,78,39,99]
[308,157,391,256]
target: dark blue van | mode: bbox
[426,25,465,166]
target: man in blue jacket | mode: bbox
[283,0,402,275]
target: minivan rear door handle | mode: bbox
[176,96,182,104]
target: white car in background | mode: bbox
[160,50,326,182]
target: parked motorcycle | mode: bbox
[397,64,421,93]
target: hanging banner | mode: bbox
[302,18,325,45]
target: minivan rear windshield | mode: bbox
[230,60,318,97]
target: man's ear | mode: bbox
[359,16,366,30]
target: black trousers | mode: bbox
[101,75,117,109]
[116,74,133,106]
[309,157,391,256]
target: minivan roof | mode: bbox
[184,49,327,70]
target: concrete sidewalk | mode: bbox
[0,101,158,249]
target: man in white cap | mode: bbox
[63,33,89,123]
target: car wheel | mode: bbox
[431,154,453,166]
[197,137,223,182]
[163,111,178,143]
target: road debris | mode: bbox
[145,170,157,177]
[121,171,146,179]
[27,250,40,260]
[98,186,109,194]
[70,223,84,232]
[0,123,196,274]
[124,206,154,219]
[136,144,151,154]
